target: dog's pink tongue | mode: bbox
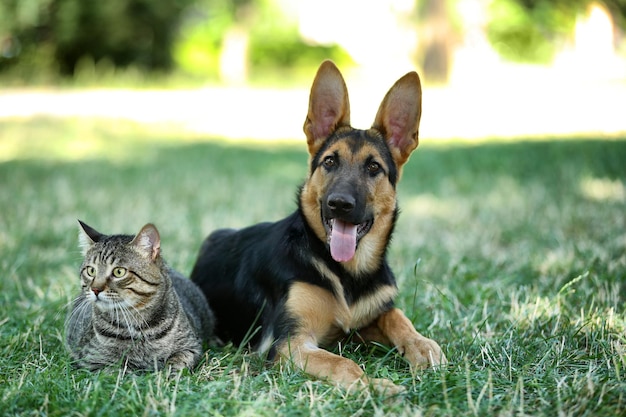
[330,219,357,263]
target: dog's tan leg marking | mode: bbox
[280,282,404,395]
[376,308,447,369]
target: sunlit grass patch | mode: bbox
[580,177,626,202]
[0,116,303,163]
[0,117,173,162]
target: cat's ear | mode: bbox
[77,220,103,256]
[132,224,161,261]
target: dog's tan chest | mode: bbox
[286,258,398,345]
[344,284,398,330]
[286,280,397,346]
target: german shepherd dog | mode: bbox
[191,60,446,394]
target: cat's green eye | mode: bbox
[85,266,96,277]
[112,267,127,278]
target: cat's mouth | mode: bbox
[89,290,120,310]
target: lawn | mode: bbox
[0,117,625,416]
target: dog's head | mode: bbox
[300,61,422,274]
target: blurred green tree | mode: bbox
[0,0,351,83]
[246,0,351,72]
[174,0,351,82]
[173,0,241,79]
[486,0,625,63]
[415,0,461,84]
[52,0,193,74]
[0,0,194,77]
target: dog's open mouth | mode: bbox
[324,218,373,263]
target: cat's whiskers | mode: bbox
[126,303,150,332]
[112,299,148,342]
[121,304,143,341]
[108,299,135,341]
[112,301,126,341]
[64,296,90,337]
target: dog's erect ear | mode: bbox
[372,71,422,168]
[303,60,351,157]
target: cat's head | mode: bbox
[77,221,165,312]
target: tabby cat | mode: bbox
[65,221,215,371]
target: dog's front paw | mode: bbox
[369,378,406,396]
[400,336,447,370]
[376,308,448,370]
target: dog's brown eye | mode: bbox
[367,162,381,174]
[323,156,336,168]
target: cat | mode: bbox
[65,221,216,371]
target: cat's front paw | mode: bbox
[165,350,200,371]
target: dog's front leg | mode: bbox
[277,335,403,395]
[376,308,447,369]
[283,282,405,394]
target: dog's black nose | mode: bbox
[327,193,355,215]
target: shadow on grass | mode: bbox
[2,133,624,288]
[4,134,625,193]
[403,138,626,196]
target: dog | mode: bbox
[191,60,446,394]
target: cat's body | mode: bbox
[65,221,215,371]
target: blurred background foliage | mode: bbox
[0,0,625,85]
[486,0,625,63]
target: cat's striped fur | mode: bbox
[65,221,215,371]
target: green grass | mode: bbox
[1,117,625,416]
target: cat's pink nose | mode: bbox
[92,288,101,296]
